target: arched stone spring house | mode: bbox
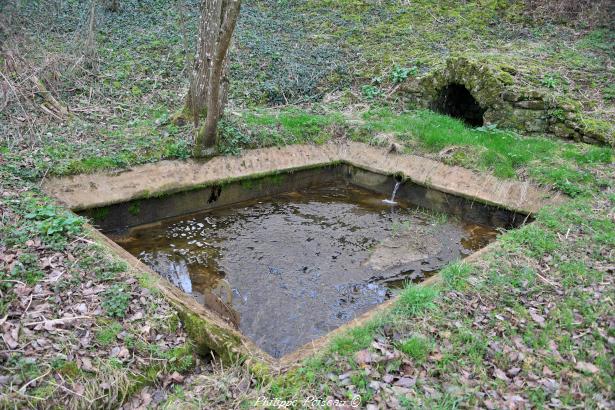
[398,56,612,145]
[414,57,518,130]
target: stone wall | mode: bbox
[398,56,612,145]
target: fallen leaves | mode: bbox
[162,371,185,388]
[354,349,372,366]
[0,183,191,408]
[529,309,546,327]
[79,356,97,372]
[305,214,615,410]
[507,367,521,377]
[493,368,510,382]
[110,346,131,360]
[394,377,416,388]
[2,324,19,349]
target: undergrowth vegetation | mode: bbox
[1,0,612,177]
[0,168,195,408]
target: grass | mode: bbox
[242,107,345,146]
[501,223,559,257]
[225,105,612,197]
[73,98,610,199]
[3,0,612,178]
[357,108,612,184]
[398,336,431,363]
[329,317,384,357]
[441,262,473,291]
[0,166,197,408]
[38,107,191,176]
[393,284,439,317]
[96,322,123,347]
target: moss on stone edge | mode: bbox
[177,310,273,381]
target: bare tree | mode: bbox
[186,0,241,157]
[84,0,97,65]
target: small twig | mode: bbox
[47,381,94,403]
[24,315,92,327]
[7,388,45,402]
[70,237,96,245]
[535,271,559,288]
[385,83,401,99]
[0,279,26,285]
[22,294,33,316]
[38,166,51,187]
[19,366,52,393]
[427,9,444,23]
[39,103,64,121]
[572,330,591,340]
[0,71,36,136]
[30,74,69,118]
[0,348,26,354]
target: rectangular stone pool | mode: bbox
[84,165,525,358]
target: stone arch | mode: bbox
[419,57,513,127]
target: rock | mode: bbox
[394,56,610,144]
[502,91,521,102]
[522,89,543,100]
[514,100,545,110]
[365,229,440,272]
[389,143,404,154]
[551,123,577,139]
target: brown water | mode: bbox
[110,185,497,357]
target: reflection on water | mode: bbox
[140,254,193,293]
[111,185,498,357]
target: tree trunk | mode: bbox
[84,0,97,66]
[187,0,241,157]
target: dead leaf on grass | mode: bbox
[355,349,372,365]
[575,361,600,374]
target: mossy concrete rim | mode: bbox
[42,141,563,215]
